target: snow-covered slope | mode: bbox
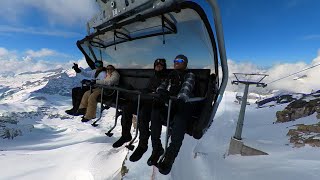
[1,70,320,180]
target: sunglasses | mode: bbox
[173,59,185,63]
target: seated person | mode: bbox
[65,61,107,115]
[128,58,167,161]
[77,65,120,122]
[112,59,167,151]
[148,55,196,175]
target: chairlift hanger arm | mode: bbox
[162,14,177,33]
[86,44,98,63]
[76,41,96,69]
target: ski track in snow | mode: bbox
[1,70,320,180]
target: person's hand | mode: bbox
[81,79,91,85]
[157,89,170,103]
[90,80,96,86]
[72,63,81,73]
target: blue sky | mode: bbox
[0,0,319,67]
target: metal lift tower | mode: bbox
[228,73,269,156]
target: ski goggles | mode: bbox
[95,61,103,67]
[173,59,185,63]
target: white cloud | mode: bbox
[0,58,62,75]
[0,0,98,25]
[227,53,320,94]
[0,47,18,61]
[0,47,80,75]
[25,48,57,58]
[0,47,9,57]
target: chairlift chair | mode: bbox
[76,0,228,151]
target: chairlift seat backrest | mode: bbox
[98,68,212,107]
[116,68,211,98]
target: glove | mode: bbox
[90,80,96,86]
[157,89,170,103]
[72,63,81,73]
[81,79,91,86]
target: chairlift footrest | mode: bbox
[126,144,135,151]
[105,132,113,137]
[91,123,99,127]
[102,105,110,110]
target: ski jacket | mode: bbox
[96,70,120,86]
[79,68,107,80]
[145,70,168,93]
[156,69,195,102]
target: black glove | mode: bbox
[72,63,81,73]
[90,80,96,86]
[81,79,91,86]
[157,89,170,103]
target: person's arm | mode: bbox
[156,80,169,93]
[177,72,196,101]
[80,68,95,78]
[96,70,120,86]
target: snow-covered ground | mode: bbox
[1,69,320,180]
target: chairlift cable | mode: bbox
[267,62,320,84]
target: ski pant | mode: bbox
[79,88,101,119]
[137,104,152,149]
[120,102,134,138]
[120,94,155,147]
[71,86,90,111]
[150,101,193,157]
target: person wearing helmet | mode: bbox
[127,58,168,161]
[112,58,167,151]
[148,54,196,175]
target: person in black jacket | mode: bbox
[147,54,196,175]
[112,59,167,149]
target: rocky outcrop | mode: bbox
[276,97,320,123]
[287,124,320,147]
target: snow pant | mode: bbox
[120,102,134,138]
[71,86,90,111]
[137,104,152,149]
[150,101,193,157]
[79,88,102,119]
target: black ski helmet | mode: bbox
[154,58,167,70]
